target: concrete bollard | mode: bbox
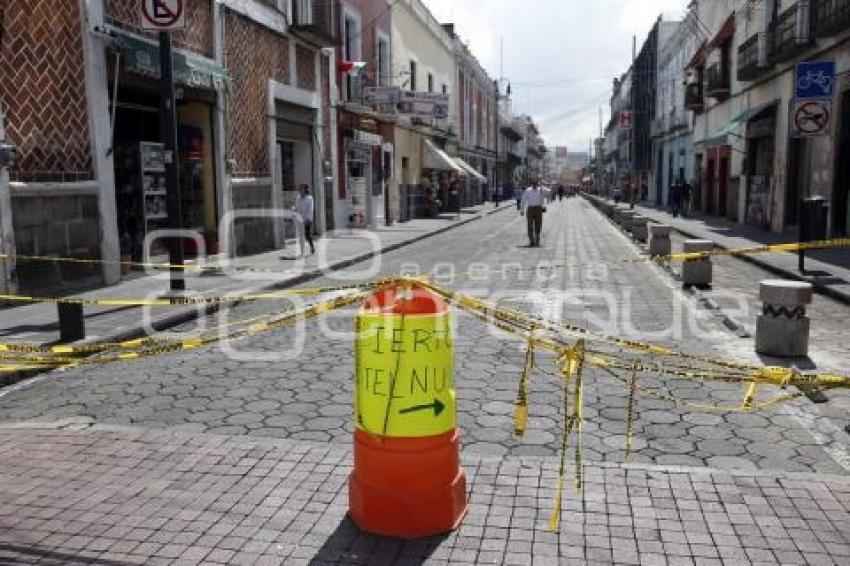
[630,216,649,242]
[681,240,713,287]
[755,280,813,357]
[648,224,672,258]
[618,210,636,230]
[57,302,86,343]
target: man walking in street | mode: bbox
[294,184,315,257]
[520,177,546,247]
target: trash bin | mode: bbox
[800,196,829,242]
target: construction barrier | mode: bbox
[349,285,467,538]
[2,276,850,533]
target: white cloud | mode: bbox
[420,0,690,149]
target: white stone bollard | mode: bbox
[755,280,813,357]
[631,216,649,242]
[681,240,713,287]
[648,224,672,258]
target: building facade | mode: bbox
[449,28,497,205]
[0,0,336,292]
[335,0,394,229]
[651,13,700,206]
[497,84,523,198]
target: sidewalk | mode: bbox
[2,421,849,565]
[628,201,850,305]
[0,203,512,350]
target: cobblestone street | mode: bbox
[2,200,850,563]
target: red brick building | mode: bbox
[0,0,336,292]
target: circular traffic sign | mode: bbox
[795,101,830,134]
[141,0,184,29]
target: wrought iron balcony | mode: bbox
[705,63,731,99]
[289,0,337,48]
[737,33,772,82]
[684,82,704,113]
[772,4,811,62]
[814,0,850,37]
[650,116,666,137]
[668,111,689,131]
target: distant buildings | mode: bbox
[605,0,850,237]
[0,0,548,293]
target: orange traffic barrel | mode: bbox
[349,285,467,538]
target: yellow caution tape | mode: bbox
[625,365,638,458]
[0,281,380,309]
[503,238,850,275]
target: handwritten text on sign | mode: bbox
[355,313,455,437]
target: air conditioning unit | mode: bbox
[292,0,313,26]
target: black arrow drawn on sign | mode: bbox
[399,398,445,417]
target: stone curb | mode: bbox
[631,204,850,307]
[0,204,515,388]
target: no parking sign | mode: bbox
[792,99,832,138]
[140,0,186,31]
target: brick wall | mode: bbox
[105,0,214,58]
[223,10,290,177]
[0,0,92,182]
[296,44,316,91]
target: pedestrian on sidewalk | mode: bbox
[520,177,546,247]
[670,180,682,218]
[681,179,693,218]
[294,184,315,256]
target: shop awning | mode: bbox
[708,13,736,49]
[423,139,464,173]
[108,27,229,91]
[700,102,777,147]
[454,157,487,183]
[686,41,709,69]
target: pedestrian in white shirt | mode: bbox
[294,184,315,256]
[520,178,546,247]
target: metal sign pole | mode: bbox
[0,110,16,295]
[159,31,186,292]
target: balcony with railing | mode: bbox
[772,3,811,62]
[684,81,704,113]
[705,63,730,99]
[668,110,689,131]
[814,0,850,37]
[650,115,667,137]
[289,0,337,47]
[738,33,772,82]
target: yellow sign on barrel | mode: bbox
[349,285,467,539]
[355,299,455,438]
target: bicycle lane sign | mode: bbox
[796,60,835,100]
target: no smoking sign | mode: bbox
[140,0,186,31]
[792,99,832,138]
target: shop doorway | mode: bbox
[347,146,370,228]
[705,157,716,214]
[718,156,729,218]
[786,137,804,227]
[656,149,663,205]
[111,84,217,261]
[834,91,850,235]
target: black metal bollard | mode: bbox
[57,302,85,343]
